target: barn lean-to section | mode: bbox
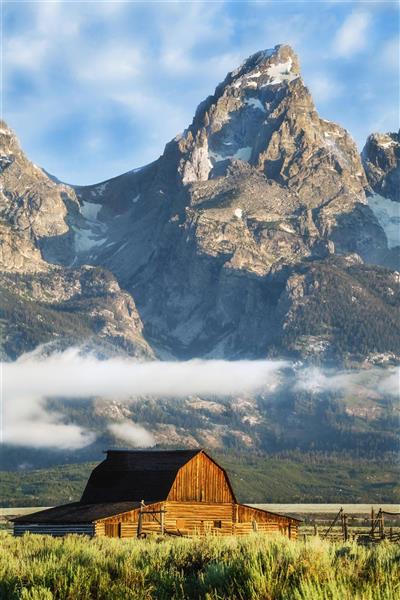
[95,502,297,539]
[13,449,299,538]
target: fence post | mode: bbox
[137,509,143,538]
[160,508,165,535]
[379,511,384,539]
[323,508,342,540]
[371,508,375,537]
[340,512,344,540]
[137,499,145,538]
[313,522,318,536]
[343,513,348,541]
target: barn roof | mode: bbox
[80,449,203,504]
[12,501,140,524]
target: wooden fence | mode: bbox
[301,508,400,543]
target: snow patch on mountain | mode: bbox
[368,193,400,248]
[73,227,106,253]
[209,146,252,164]
[74,201,107,254]
[80,201,102,221]
[265,58,299,85]
[245,97,266,112]
[234,147,252,161]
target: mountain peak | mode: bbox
[0,119,13,135]
[231,44,300,83]
[0,120,19,158]
[175,42,367,209]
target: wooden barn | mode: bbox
[13,449,299,538]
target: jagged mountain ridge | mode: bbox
[0,44,399,362]
[0,124,152,359]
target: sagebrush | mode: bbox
[0,532,398,599]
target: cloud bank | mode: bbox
[1,348,285,449]
[295,366,399,397]
[1,348,398,450]
[108,421,155,448]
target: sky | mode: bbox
[2,0,399,185]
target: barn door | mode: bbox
[104,523,121,537]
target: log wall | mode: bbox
[95,501,298,539]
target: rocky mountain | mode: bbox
[362,131,399,202]
[361,131,400,269]
[0,123,152,359]
[0,44,399,362]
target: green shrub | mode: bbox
[0,532,398,599]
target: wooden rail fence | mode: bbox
[304,507,400,543]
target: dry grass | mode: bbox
[0,532,399,599]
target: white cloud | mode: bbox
[377,369,400,397]
[333,11,372,57]
[2,393,95,450]
[1,347,398,450]
[1,348,285,449]
[108,420,155,447]
[294,365,400,397]
[5,348,285,400]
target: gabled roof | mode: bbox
[80,449,203,504]
[12,501,140,524]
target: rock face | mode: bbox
[1,45,399,362]
[0,122,73,273]
[362,131,400,269]
[362,131,400,202]
[0,121,152,360]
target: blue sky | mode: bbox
[3,0,399,185]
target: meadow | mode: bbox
[0,532,399,600]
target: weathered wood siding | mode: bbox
[95,501,298,539]
[96,503,163,537]
[167,452,234,503]
[235,505,298,538]
[164,501,234,536]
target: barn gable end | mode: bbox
[167,451,236,503]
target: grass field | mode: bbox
[1,532,399,599]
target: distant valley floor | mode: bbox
[2,452,398,508]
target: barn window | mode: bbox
[213,520,222,529]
